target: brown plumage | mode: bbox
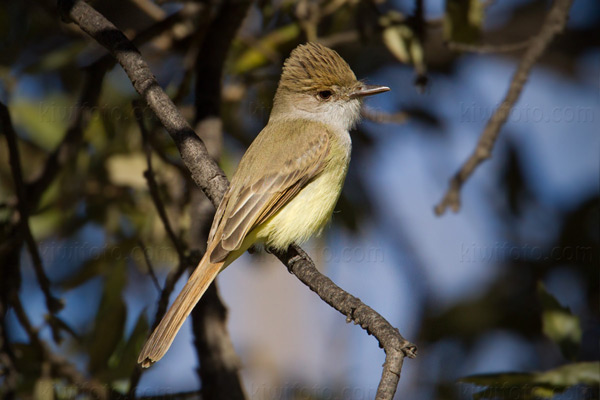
[278,42,357,93]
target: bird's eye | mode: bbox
[317,90,332,100]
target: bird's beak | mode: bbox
[350,84,390,99]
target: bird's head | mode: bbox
[272,42,390,131]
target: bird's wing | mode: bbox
[208,121,331,263]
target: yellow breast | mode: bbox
[253,131,351,250]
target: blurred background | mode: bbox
[0,0,598,399]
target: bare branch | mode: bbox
[435,0,574,215]
[58,0,229,208]
[25,64,105,206]
[127,254,194,397]
[275,245,417,400]
[362,106,409,124]
[8,286,109,399]
[137,239,162,293]
[1,102,63,316]
[0,301,18,398]
[447,39,532,54]
[128,103,195,396]
[134,103,186,260]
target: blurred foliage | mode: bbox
[444,0,483,43]
[461,362,599,400]
[0,0,598,399]
[538,283,581,361]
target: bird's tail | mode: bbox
[137,247,225,368]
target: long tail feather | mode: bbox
[138,251,225,368]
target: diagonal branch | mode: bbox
[27,8,195,206]
[135,103,186,260]
[25,64,105,206]
[435,0,575,215]
[1,249,108,399]
[1,102,63,316]
[58,0,229,208]
[447,39,532,54]
[275,245,417,399]
[57,2,417,399]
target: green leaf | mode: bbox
[537,282,581,360]
[59,238,137,290]
[11,96,71,150]
[87,263,127,376]
[382,25,411,64]
[535,362,599,387]
[460,362,600,399]
[381,19,426,76]
[233,24,300,74]
[104,309,149,382]
[444,0,483,43]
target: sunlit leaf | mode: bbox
[11,96,71,150]
[536,361,599,387]
[33,378,55,400]
[382,25,410,64]
[105,153,148,188]
[381,21,426,79]
[25,42,86,74]
[444,0,483,43]
[233,24,300,74]
[30,209,66,240]
[538,282,581,360]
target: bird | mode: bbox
[138,42,390,367]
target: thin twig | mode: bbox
[9,289,109,399]
[0,301,18,398]
[435,0,574,215]
[127,256,194,397]
[134,103,186,260]
[58,0,229,208]
[57,3,417,399]
[137,240,162,293]
[362,106,409,124]
[128,103,195,396]
[1,102,63,316]
[25,64,105,206]
[447,39,532,54]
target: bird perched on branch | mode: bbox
[138,42,390,367]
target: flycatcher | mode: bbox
[138,42,389,367]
